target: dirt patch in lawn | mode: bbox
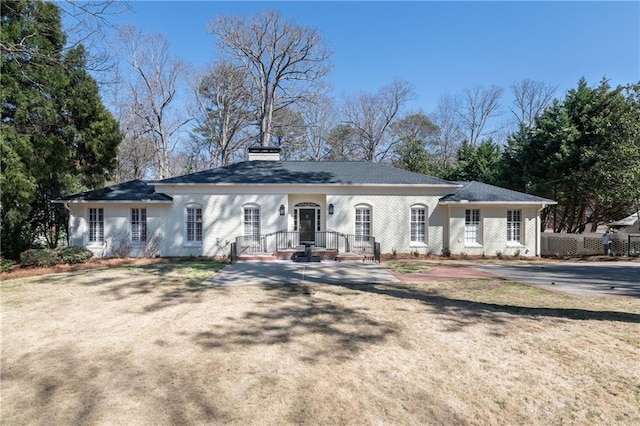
[2,261,639,425]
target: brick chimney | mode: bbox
[248,146,281,161]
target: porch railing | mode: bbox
[234,230,377,258]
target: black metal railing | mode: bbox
[234,230,378,260]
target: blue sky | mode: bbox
[108,1,639,114]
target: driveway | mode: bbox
[472,262,640,297]
[203,261,399,286]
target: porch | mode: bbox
[231,230,380,263]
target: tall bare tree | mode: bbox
[192,61,252,167]
[431,93,464,170]
[510,79,557,128]
[298,94,336,160]
[342,79,414,162]
[209,10,331,147]
[119,26,189,179]
[271,107,307,160]
[457,85,503,145]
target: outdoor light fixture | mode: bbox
[279,204,285,216]
[328,204,334,215]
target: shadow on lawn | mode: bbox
[328,282,640,326]
[194,283,397,363]
[3,344,230,424]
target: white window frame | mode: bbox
[131,208,147,243]
[410,206,427,245]
[464,209,481,246]
[185,204,203,245]
[243,205,260,238]
[507,209,523,245]
[88,207,104,244]
[355,205,371,243]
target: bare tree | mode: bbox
[192,61,253,167]
[271,107,307,160]
[209,10,331,147]
[510,79,557,128]
[113,133,156,182]
[342,79,414,162]
[431,93,464,169]
[457,85,503,145]
[119,26,189,179]
[298,94,337,160]
[325,124,360,161]
[1,0,128,75]
[390,112,439,147]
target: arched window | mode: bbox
[355,205,371,242]
[185,203,203,244]
[410,205,427,244]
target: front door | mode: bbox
[299,208,316,242]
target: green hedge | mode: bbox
[1,257,16,273]
[19,247,94,268]
[56,246,93,264]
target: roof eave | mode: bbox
[151,182,462,188]
[52,199,173,204]
[438,200,557,205]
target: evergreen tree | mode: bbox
[443,139,503,185]
[501,78,640,232]
[1,0,121,258]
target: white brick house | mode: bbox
[57,147,555,260]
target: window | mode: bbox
[293,208,298,231]
[465,209,481,245]
[244,207,260,237]
[316,209,321,232]
[186,206,202,243]
[88,208,104,243]
[507,210,522,244]
[131,208,147,243]
[355,207,371,242]
[411,207,427,244]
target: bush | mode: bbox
[56,246,93,264]
[19,246,94,268]
[20,248,58,267]
[1,257,16,273]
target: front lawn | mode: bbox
[2,261,638,424]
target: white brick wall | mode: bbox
[68,203,167,257]
[67,185,545,258]
[447,205,540,257]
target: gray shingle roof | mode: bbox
[439,181,555,204]
[58,180,173,202]
[153,161,456,186]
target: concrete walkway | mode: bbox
[472,262,640,297]
[202,261,399,287]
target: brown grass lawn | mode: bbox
[2,261,639,425]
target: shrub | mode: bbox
[111,233,133,258]
[20,248,58,267]
[143,236,162,258]
[441,248,451,257]
[1,257,16,273]
[56,246,93,264]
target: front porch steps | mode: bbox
[236,250,375,262]
[275,249,338,261]
[236,253,277,262]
